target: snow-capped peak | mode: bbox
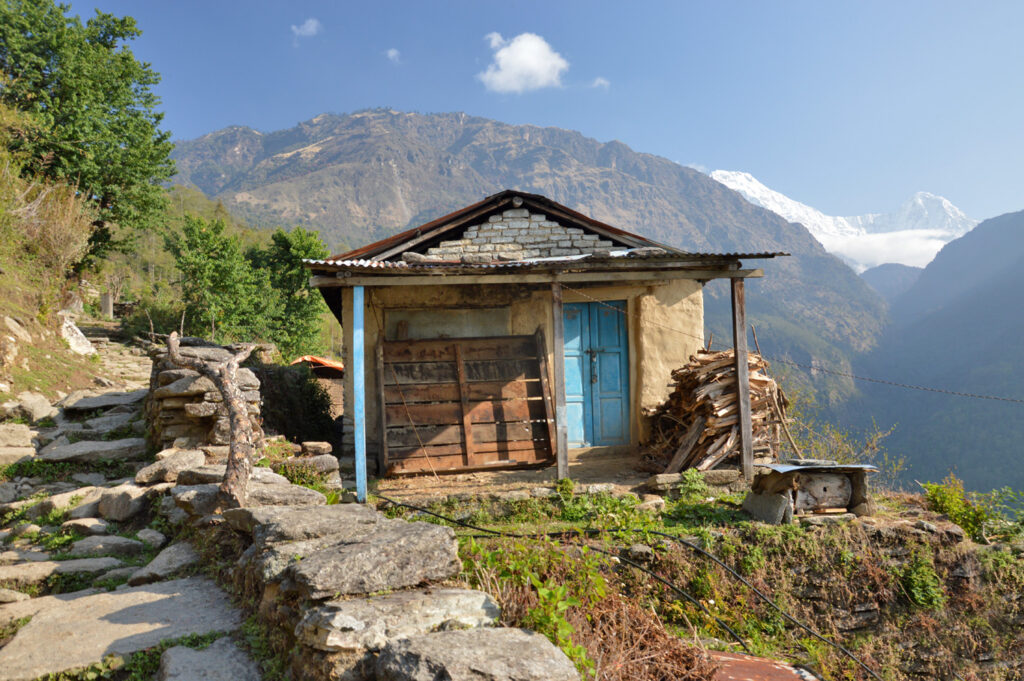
[710,170,978,272]
[709,170,860,238]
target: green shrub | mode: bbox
[894,549,946,610]
[922,474,992,542]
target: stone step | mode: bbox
[0,577,242,681]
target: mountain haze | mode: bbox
[172,109,887,399]
[846,210,1024,490]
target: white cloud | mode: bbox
[386,48,401,64]
[816,229,954,272]
[591,76,610,90]
[478,32,569,94]
[291,18,322,39]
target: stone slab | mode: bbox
[286,520,460,599]
[223,503,381,542]
[128,543,200,586]
[375,628,578,681]
[0,589,101,627]
[0,557,122,586]
[245,483,326,508]
[0,577,241,681]
[742,491,794,525]
[0,447,35,465]
[40,438,147,463]
[0,424,34,448]
[296,588,500,653]
[157,637,261,681]
[135,450,206,484]
[62,389,147,414]
[67,535,146,558]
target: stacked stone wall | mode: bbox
[145,343,263,452]
[417,208,617,263]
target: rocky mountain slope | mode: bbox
[172,109,886,401]
[845,210,1024,490]
[710,170,977,272]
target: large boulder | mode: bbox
[157,637,261,681]
[375,628,579,681]
[40,437,147,463]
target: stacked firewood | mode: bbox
[640,350,789,473]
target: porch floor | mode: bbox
[373,450,650,504]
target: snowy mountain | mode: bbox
[709,170,977,272]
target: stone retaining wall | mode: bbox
[145,342,263,452]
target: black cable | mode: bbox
[375,494,752,654]
[375,493,884,680]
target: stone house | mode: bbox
[305,190,782,495]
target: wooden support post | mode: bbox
[551,282,569,480]
[731,278,754,482]
[353,285,367,503]
[534,328,558,464]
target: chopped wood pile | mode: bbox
[640,350,789,474]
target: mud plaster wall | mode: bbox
[339,279,703,457]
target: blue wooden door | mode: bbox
[563,301,629,447]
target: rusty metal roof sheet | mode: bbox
[305,249,786,273]
[709,650,822,680]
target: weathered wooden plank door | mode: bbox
[380,335,555,475]
[563,301,630,447]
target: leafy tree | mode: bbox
[167,216,278,343]
[0,0,174,267]
[248,227,329,359]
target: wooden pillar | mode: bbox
[731,278,754,482]
[353,285,367,503]
[550,282,569,480]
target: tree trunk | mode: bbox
[166,331,256,509]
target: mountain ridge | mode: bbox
[171,108,887,401]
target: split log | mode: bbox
[166,331,256,509]
[639,349,788,474]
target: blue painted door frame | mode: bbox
[563,301,630,447]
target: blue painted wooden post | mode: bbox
[353,286,367,503]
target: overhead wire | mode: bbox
[561,283,1024,405]
[374,493,882,680]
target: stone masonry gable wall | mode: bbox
[420,208,617,262]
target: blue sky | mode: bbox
[91,1,1024,221]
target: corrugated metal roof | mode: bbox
[305,249,786,271]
